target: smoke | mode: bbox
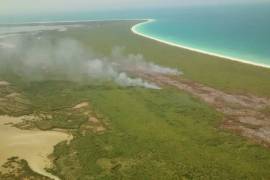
[111,46,181,76]
[0,35,181,89]
[115,73,160,89]
[0,24,83,35]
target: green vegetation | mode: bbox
[1,21,270,179]
[4,78,270,179]
[57,21,270,97]
[51,85,270,179]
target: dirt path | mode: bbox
[132,70,270,147]
[0,115,72,180]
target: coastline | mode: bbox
[1,17,269,69]
[131,19,270,69]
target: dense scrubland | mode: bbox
[1,21,270,179]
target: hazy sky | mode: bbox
[0,0,269,15]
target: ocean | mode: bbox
[133,4,270,67]
[1,3,270,67]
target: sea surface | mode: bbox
[1,3,270,67]
[134,4,270,67]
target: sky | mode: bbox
[0,0,269,15]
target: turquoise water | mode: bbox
[1,3,270,66]
[135,4,270,66]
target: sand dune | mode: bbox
[0,115,72,180]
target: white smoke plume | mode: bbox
[111,46,181,76]
[0,34,181,89]
[0,24,83,35]
[85,58,161,89]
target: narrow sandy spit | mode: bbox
[0,115,72,180]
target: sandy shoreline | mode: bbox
[1,18,269,69]
[131,19,270,69]
[3,18,270,68]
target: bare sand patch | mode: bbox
[5,92,20,98]
[89,116,99,124]
[73,102,107,135]
[72,102,89,109]
[0,115,72,180]
[0,81,9,86]
[96,126,106,133]
[80,115,107,135]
